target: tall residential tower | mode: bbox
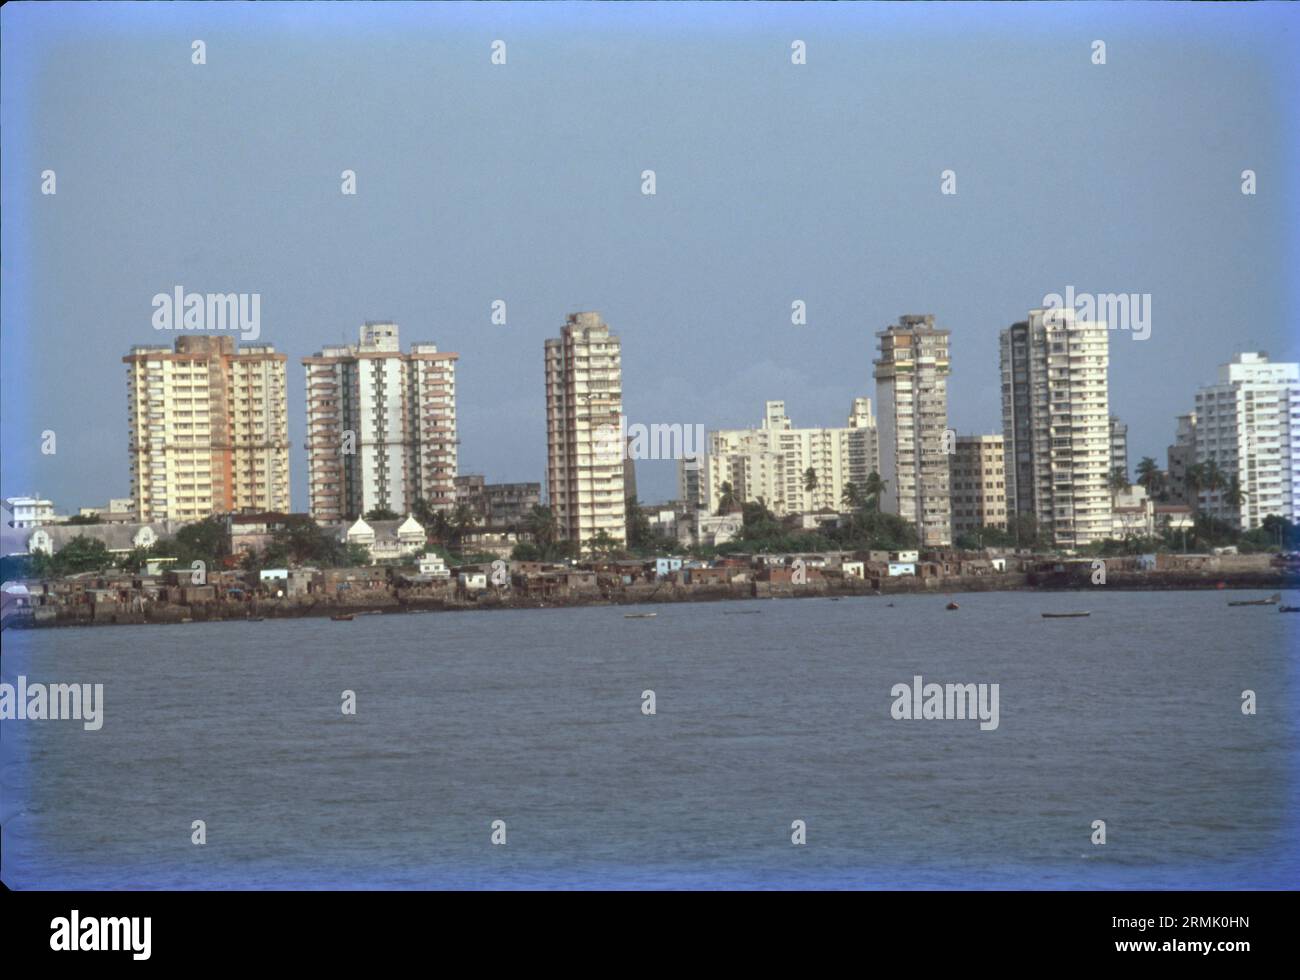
[303,322,458,522]
[124,335,289,523]
[544,312,627,549]
[874,314,952,548]
[1193,352,1299,529]
[1000,307,1112,548]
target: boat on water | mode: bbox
[945,601,960,611]
[624,612,657,619]
[1042,612,1091,619]
[1280,606,1300,613]
[1227,593,1281,607]
[331,613,354,622]
[723,610,761,615]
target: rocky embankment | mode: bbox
[7,569,1297,630]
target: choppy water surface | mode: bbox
[2,590,1296,889]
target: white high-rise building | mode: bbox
[1000,307,1112,548]
[701,399,878,516]
[303,323,458,522]
[545,312,627,549]
[874,314,952,548]
[1193,352,1299,529]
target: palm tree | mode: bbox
[1184,462,1205,514]
[1108,467,1131,495]
[1223,475,1246,514]
[525,505,558,551]
[450,503,479,552]
[862,471,887,513]
[715,481,740,515]
[1203,459,1227,496]
[803,467,818,494]
[1135,457,1163,497]
[840,481,863,510]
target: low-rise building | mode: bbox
[342,516,426,563]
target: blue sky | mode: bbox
[2,1,1297,510]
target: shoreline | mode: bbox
[6,571,1297,631]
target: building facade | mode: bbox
[454,475,542,527]
[1165,412,1197,504]
[701,399,878,517]
[124,336,289,523]
[303,323,458,523]
[1109,415,1129,483]
[1000,308,1112,548]
[1193,352,1299,529]
[949,435,1008,536]
[874,315,952,548]
[3,496,57,528]
[544,312,627,548]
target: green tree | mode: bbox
[584,529,621,558]
[525,505,558,551]
[1223,475,1246,513]
[715,481,740,515]
[840,481,863,511]
[1135,456,1163,497]
[32,536,114,577]
[626,495,650,548]
[450,503,479,553]
[862,472,887,513]
[364,507,400,522]
[803,467,818,494]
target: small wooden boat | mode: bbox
[624,612,657,619]
[945,601,959,611]
[1227,593,1281,607]
[248,616,265,622]
[331,613,354,621]
[1042,612,1091,618]
[1279,605,1300,613]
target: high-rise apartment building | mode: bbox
[303,322,458,523]
[1109,415,1129,482]
[1193,352,1299,529]
[677,454,706,512]
[1000,307,1112,548]
[874,314,952,548]
[544,312,627,548]
[124,335,289,523]
[950,435,1008,536]
[1165,412,1198,504]
[701,399,878,517]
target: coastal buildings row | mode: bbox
[8,304,1299,556]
